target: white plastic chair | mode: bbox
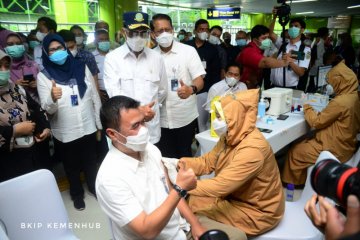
[0,169,78,240]
[250,151,338,240]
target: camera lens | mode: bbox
[311,159,359,206]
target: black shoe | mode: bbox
[74,198,85,211]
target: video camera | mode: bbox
[311,159,360,208]
[275,0,291,18]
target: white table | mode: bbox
[195,112,309,155]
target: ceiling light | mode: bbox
[295,11,314,14]
[290,0,318,3]
[348,5,360,9]
[215,5,230,8]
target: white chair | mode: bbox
[0,169,78,240]
[250,151,338,240]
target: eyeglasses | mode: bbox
[125,29,150,38]
[48,45,65,54]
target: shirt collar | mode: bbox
[155,40,179,55]
[122,43,148,60]
[108,144,143,172]
[289,40,301,48]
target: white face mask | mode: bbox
[126,36,147,52]
[116,126,149,152]
[70,48,78,57]
[197,32,208,41]
[208,35,220,45]
[36,31,47,42]
[213,118,227,137]
[225,77,239,87]
[75,36,84,45]
[156,32,173,48]
[326,84,334,95]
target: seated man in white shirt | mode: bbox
[96,95,207,240]
[206,63,247,111]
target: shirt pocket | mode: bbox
[142,73,160,101]
[119,74,135,96]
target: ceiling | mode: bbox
[140,0,360,17]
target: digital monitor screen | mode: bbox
[317,65,332,87]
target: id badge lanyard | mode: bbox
[69,81,79,106]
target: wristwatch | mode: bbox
[191,85,198,95]
[173,184,188,198]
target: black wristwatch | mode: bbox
[191,85,198,95]
[173,184,187,198]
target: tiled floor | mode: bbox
[61,188,112,240]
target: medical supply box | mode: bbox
[262,88,293,116]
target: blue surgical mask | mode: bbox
[178,34,185,41]
[98,41,110,52]
[0,70,10,86]
[5,45,25,58]
[288,27,300,39]
[49,50,68,65]
[259,38,272,50]
[188,36,194,41]
[236,39,247,47]
[29,41,40,49]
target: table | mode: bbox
[195,112,309,155]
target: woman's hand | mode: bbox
[34,128,51,142]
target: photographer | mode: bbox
[269,9,311,90]
[305,194,360,240]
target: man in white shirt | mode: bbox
[92,29,111,103]
[206,63,247,111]
[151,13,205,158]
[103,12,167,144]
[96,95,206,240]
[270,17,311,89]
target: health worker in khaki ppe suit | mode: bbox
[179,89,285,238]
[282,60,360,185]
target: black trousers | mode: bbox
[54,132,98,199]
[157,119,197,159]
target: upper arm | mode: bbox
[190,147,263,197]
[305,101,342,129]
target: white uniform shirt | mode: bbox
[154,41,206,129]
[309,38,326,76]
[92,49,106,91]
[37,66,102,143]
[206,80,248,111]
[96,143,186,240]
[270,39,311,87]
[103,44,167,144]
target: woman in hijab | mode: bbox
[0,30,40,103]
[0,50,51,181]
[37,33,102,211]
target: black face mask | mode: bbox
[224,39,231,44]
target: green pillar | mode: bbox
[99,0,138,40]
[52,0,89,25]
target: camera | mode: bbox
[290,50,305,60]
[311,159,360,207]
[275,0,291,18]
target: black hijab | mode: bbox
[41,33,87,98]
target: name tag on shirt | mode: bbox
[71,94,79,106]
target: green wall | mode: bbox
[53,0,88,24]
[99,0,138,40]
